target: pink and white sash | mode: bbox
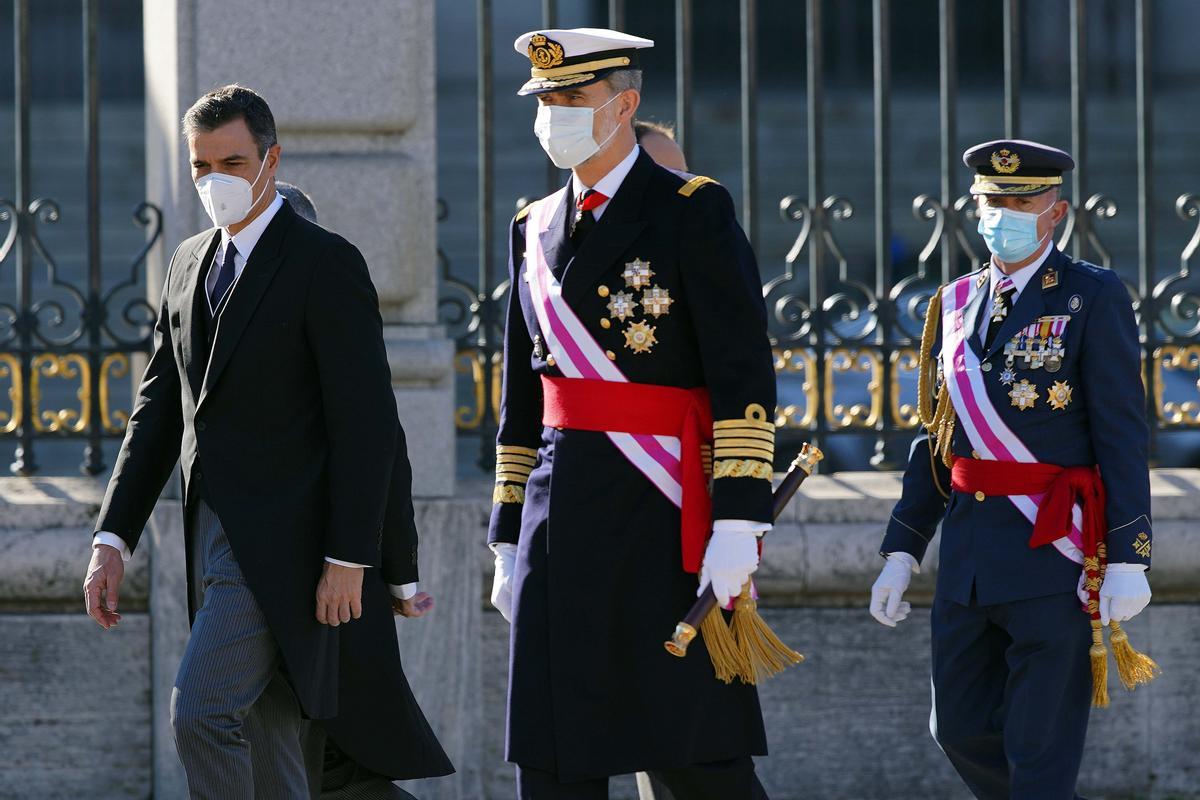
[939,277,1085,564]
[523,191,685,508]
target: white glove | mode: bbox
[490,543,517,623]
[869,552,918,628]
[1099,563,1151,626]
[698,530,760,609]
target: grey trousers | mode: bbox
[173,500,415,800]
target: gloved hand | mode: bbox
[869,552,918,628]
[1099,563,1152,626]
[698,530,761,609]
[490,543,517,623]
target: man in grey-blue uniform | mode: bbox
[868,140,1155,799]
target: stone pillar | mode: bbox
[142,0,454,497]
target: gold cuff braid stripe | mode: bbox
[713,427,774,442]
[493,484,525,504]
[496,471,532,484]
[496,455,536,468]
[714,447,774,460]
[714,418,774,433]
[497,444,538,458]
[713,459,773,480]
[713,436,775,451]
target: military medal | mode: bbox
[1009,379,1038,410]
[998,366,1016,386]
[1047,380,1073,410]
[641,285,674,317]
[623,320,657,354]
[532,334,544,359]
[622,258,654,290]
[607,291,639,321]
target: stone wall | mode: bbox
[3,473,1197,799]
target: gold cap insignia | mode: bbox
[991,148,1021,174]
[528,33,565,69]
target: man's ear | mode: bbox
[620,89,641,124]
[1052,198,1070,227]
[266,143,282,173]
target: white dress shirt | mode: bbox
[977,243,1054,340]
[569,144,770,537]
[94,192,416,601]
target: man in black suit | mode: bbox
[81,84,452,797]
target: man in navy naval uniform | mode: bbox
[487,27,777,800]
[868,140,1154,799]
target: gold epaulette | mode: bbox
[678,175,718,197]
[712,403,774,481]
[493,444,538,504]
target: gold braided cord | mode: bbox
[917,286,944,429]
[493,484,525,504]
[713,459,773,480]
[497,444,538,458]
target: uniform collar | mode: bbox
[572,144,641,205]
[989,240,1054,300]
[220,192,284,260]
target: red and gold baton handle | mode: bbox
[665,443,824,657]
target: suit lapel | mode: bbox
[983,247,1062,359]
[537,186,573,278]
[560,149,652,307]
[198,202,294,409]
[179,231,220,399]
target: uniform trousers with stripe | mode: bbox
[172,499,412,799]
[516,757,769,800]
[930,589,1093,800]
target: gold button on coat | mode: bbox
[606,350,616,361]
[600,318,611,329]
[546,355,556,366]
[597,285,610,297]
[974,491,986,502]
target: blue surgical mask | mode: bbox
[976,204,1054,263]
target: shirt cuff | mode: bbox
[94,532,132,562]
[325,557,370,568]
[1106,563,1148,573]
[389,583,418,600]
[713,519,772,536]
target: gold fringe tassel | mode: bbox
[1090,619,1110,708]
[1108,621,1160,690]
[730,584,805,685]
[699,604,748,684]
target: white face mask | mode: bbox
[533,92,623,170]
[194,153,270,228]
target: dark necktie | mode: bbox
[983,275,1016,351]
[570,189,608,248]
[209,241,238,312]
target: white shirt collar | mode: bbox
[989,241,1054,300]
[571,144,640,220]
[220,191,284,263]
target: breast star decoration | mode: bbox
[607,291,638,322]
[623,320,657,354]
[1047,380,1073,410]
[641,286,674,318]
[622,258,654,290]
[1009,379,1038,411]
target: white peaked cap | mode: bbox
[513,28,654,96]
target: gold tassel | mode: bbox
[699,604,748,684]
[730,584,804,684]
[1108,621,1160,691]
[1090,619,1110,708]
[916,286,944,429]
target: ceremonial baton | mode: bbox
[664,443,824,657]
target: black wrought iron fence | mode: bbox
[443,0,1200,473]
[1,0,161,475]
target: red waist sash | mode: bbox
[950,458,1107,556]
[541,375,713,573]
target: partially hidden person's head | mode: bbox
[634,119,687,172]
[183,84,280,231]
[276,181,318,224]
[513,28,653,171]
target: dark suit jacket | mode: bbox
[95,199,451,779]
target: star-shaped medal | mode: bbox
[641,285,674,318]
[998,367,1016,386]
[623,320,657,354]
[622,258,654,290]
[607,291,638,322]
[1047,380,1073,410]
[1009,379,1037,411]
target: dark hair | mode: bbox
[276,182,318,223]
[634,119,676,143]
[183,84,278,158]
